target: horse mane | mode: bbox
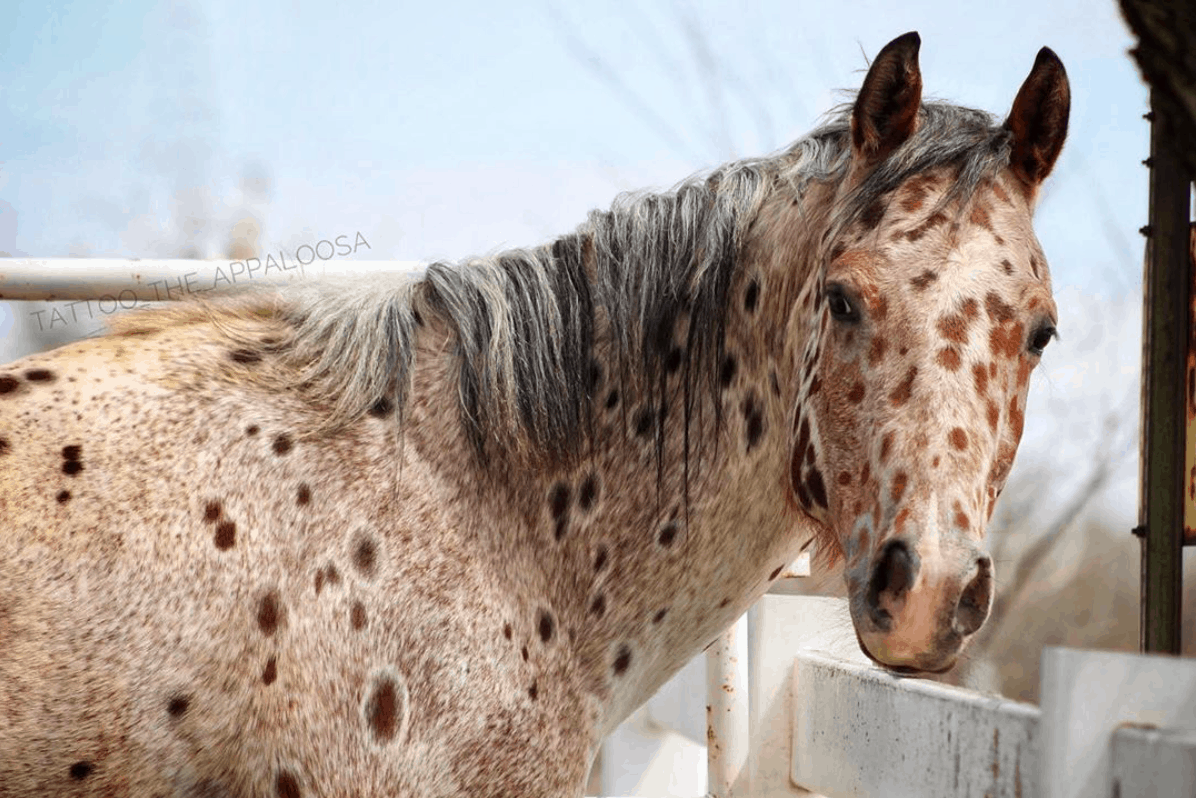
[110,101,1013,470]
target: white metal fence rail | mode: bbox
[4,258,1194,798]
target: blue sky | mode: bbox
[1,0,1146,295]
[0,0,1152,524]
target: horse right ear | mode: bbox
[851,31,923,167]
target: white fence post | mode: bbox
[707,614,750,797]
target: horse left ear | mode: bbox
[1004,47,1070,193]
[852,31,923,167]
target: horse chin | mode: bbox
[852,627,958,675]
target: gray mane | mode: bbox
[259,101,1013,466]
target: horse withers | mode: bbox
[0,32,1067,797]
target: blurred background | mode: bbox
[1,1,1184,794]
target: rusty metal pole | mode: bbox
[706,614,749,796]
[1138,90,1191,655]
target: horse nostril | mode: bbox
[955,555,993,636]
[865,539,917,630]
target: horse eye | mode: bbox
[1029,325,1056,355]
[826,285,859,322]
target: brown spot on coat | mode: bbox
[949,428,968,450]
[0,376,19,394]
[613,644,632,675]
[214,520,236,550]
[262,656,278,685]
[973,363,989,396]
[203,500,222,523]
[590,594,606,619]
[937,314,970,344]
[272,434,293,455]
[847,382,866,403]
[868,337,887,367]
[905,212,948,242]
[890,367,917,406]
[25,369,55,382]
[936,348,962,370]
[275,771,301,798]
[985,292,1016,323]
[351,602,367,630]
[354,536,378,577]
[891,472,908,504]
[538,609,555,643]
[257,592,282,636]
[910,270,938,289]
[880,433,893,463]
[56,489,71,503]
[366,677,401,743]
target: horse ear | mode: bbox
[1003,47,1070,193]
[851,31,923,166]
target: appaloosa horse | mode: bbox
[0,32,1068,797]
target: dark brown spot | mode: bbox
[605,389,620,410]
[354,536,377,577]
[657,522,678,548]
[962,298,979,320]
[807,468,828,509]
[937,315,970,344]
[847,382,865,403]
[743,396,764,450]
[549,483,570,519]
[891,472,908,504]
[880,433,894,463]
[985,291,1016,323]
[587,360,603,391]
[837,471,852,486]
[613,644,632,675]
[905,212,947,242]
[272,434,293,455]
[528,682,539,701]
[56,489,71,503]
[987,400,1000,432]
[719,598,731,608]
[0,376,19,394]
[521,646,529,661]
[910,270,938,289]
[366,677,400,743]
[949,428,968,450]
[770,370,781,396]
[262,656,277,685]
[633,407,654,438]
[538,609,555,643]
[653,608,668,624]
[973,363,989,395]
[868,337,887,367]
[769,565,784,581]
[744,279,760,313]
[368,397,393,418]
[578,475,598,512]
[167,695,190,717]
[275,771,301,798]
[861,198,886,229]
[502,623,512,640]
[890,366,917,406]
[229,349,261,364]
[1000,259,1014,276]
[69,762,93,780]
[214,520,236,550]
[594,546,609,573]
[955,508,970,530]
[719,354,737,388]
[589,594,606,619]
[203,500,222,523]
[665,347,683,374]
[937,347,962,370]
[62,444,81,461]
[62,460,83,476]
[246,424,260,436]
[350,601,367,630]
[25,368,55,382]
[257,592,281,636]
[296,484,311,506]
[933,455,941,467]
[0,437,7,455]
